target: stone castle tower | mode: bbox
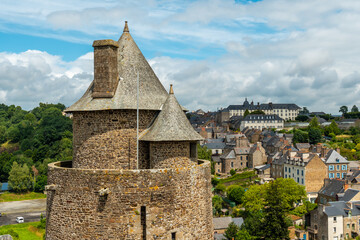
[45,22,213,239]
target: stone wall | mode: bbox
[72,110,157,170]
[92,40,119,98]
[46,160,213,240]
[149,142,195,169]
[305,155,327,193]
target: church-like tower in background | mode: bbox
[45,22,213,239]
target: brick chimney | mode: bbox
[92,39,119,98]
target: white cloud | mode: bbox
[0,50,93,110]
[1,0,360,114]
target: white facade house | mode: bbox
[227,99,301,121]
[240,114,284,130]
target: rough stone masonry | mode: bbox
[45,22,213,240]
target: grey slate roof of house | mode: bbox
[227,102,300,111]
[324,206,346,217]
[339,189,360,202]
[66,22,170,112]
[295,143,311,150]
[203,142,226,150]
[213,217,243,230]
[324,201,360,217]
[325,150,349,164]
[319,179,345,198]
[254,164,271,171]
[140,85,203,141]
[221,150,236,159]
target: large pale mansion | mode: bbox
[227,98,301,121]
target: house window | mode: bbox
[217,169,220,173]
[329,173,334,178]
[231,162,234,168]
[342,165,347,170]
[285,167,287,172]
[352,224,355,230]
[171,232,176,240]
[333,227,336,233]
[333,217,336,222]
[297,178,299,183]
[301,170,304,176]
[301,179,304,184]
[336,173,340,178]
[285,174,287,178]
[241,156,243,160]
[336,165,340,170]
[342,173,346,179]
[347,223,350,229]
[289,168,291,173]
[329,165,334,171]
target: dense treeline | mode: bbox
[0,103,72,192]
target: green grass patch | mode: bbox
[219,171,257,184]
[0,192,46,202]
[0,222,44,240]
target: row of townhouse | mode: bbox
[210,136,268,174]
[217,98,301,122]
[308,196,360,240]
[271,149,350,202]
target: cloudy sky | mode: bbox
[1,0,360,114]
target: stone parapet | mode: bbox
[46,160,213,240]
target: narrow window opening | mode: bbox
[190,142,197,159]
[141,206,146,240]
[171,232,176,240]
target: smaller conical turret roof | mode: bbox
[140,85,203,141]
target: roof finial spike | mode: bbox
[169,84,174,94]
[123,21,129,33]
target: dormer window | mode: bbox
[336,158,340,163]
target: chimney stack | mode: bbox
[92,39,119,98]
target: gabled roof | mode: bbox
[221,150,236,159]
[295,143,310,150]
[325,150,349,164]
[319,179,344,198]
[340,189,360,202]
[66,22,169,112]
[213,217,243,230]
[140,85,202,141]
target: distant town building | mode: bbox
[240,114,284,130]
[226,99,301,121]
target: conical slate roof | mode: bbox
[140,85,203,141]
[65,22,169,112]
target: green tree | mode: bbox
[351,105,359,113]
[299,107,309,115]
[339,106,348,115]
[242,184,267,212]
[8,162,32,193]
[308,117,320,129]
[212,195,224,215]
[292,129,309,144]
[224,222,240,240]
[308,128,322,144]
[236,228,254,240]
[295,115,309,122]
[263,181,291,240]
[244,109,250,117]
[214,183,227,195]
[227,185,245,205]
[230,169,236,176]
[197,144,211,160]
